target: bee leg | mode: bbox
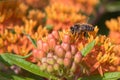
[84,32,88,37]
[75,33,82,42]
[74,33,78,40]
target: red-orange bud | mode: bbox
[42,42,49,52]
[37,40,43,50]
[55,45,61,53]
[61,42,70,51]
[48,38,56,49]
[65,51,72,59]
[64,58,72,67]
[33,49,46,60]
[74,52,82,64]
[71,45,77,55]
[56,47,65,58]
[52,31,59,40]
[47,34,54,40]
[63,34,71,43]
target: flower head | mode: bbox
[45,2,87,30]
[106,17,120,44]
[32,25,119,78]
[105,17,120,72]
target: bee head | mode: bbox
[70,26,74,34]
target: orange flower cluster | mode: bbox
[0,1,45,26]
[105,17,120,72]
[106,17,120,44]
[0,0,25,24]
[19,0,49,9]
[27,9,45,24]
[0,0,48,55]
[84,35,119,76]
[50,0,99,15]
[32,25,119,79]
[2,0,119,78]
[0,19,48,55]
[73,0,99,15]
[45,2,87,30]
[32,30,84,79]
[45,0,99,30]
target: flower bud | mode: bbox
[32,49,38,57]
[65,51,72,59]
[47,57,55,65]
[42,42,49,52]
[53,63,60,70]
[41,57,47,63]
[57,58,63,65]
[74,52,82,64]
[71,45,77,55]
[40,62,48,71]
[47,65,53,73]
[52,31,59,40]
[48,38,56,49]
[61,42,70,51]
[56,47,65,58]
[64,58,72,67]
[37,40,43,50]
[53,55,58,60]
[63,34,71,43]
[47,34,54,40]
[70,62,77,73]
[33,49,46,60]
[55,45,61,52]
[47,52,53,58]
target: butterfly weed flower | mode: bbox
[45,2,87,30]
[82,28,119,76]
[32,30,84,79]
[0,18,48,56]
[50,0,99,15]
[105,17,120,72]
[32,23,120,79]
[0,0,26,24]
[106,17,120,44]
[20,0,49,9]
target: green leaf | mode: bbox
[23,32,37,48]
[81,40,95,57]
[78,72,120,80]
[12,75,34,80]
[11,52,33,59]
[0,55,12,66]
[105,1,120,12]
[0,53,58,79]
[0,72,35,80]
[0,53,13,65]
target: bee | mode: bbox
[70,23,94,34]
[70,23,94,39]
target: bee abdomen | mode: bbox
[81,24,94,31]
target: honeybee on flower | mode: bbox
[70,23,94,35]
